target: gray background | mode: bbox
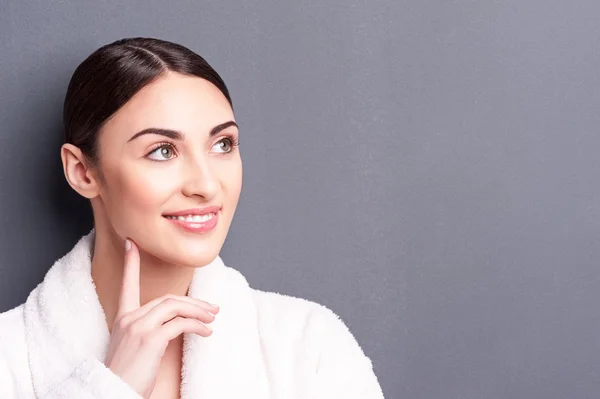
[1,0,599,398]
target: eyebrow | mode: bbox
[127,121,238,143]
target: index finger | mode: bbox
[117,238,141,316]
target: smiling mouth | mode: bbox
[163,213,216,223]
[162,211,219,234]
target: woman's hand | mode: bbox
[103,238,219,399]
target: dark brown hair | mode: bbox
[63,37,232,169]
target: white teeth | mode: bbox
[165,213,215,222]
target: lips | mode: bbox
[163,205,221,217]
[163,208,220,233]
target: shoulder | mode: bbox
[251,288,324,324]
[250,289,384,397]
[0,303,30,395]
[251,288,342,331]
[0,303,27,354]
[250,288,366,357]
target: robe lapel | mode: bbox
[181,253,270,398]
[23,229,270,398]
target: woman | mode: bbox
[0,37,384,399]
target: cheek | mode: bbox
[221,158,243,204]
[109,167,176,225]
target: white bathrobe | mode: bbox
[0,229,384,398]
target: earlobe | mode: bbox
[60,144,100,199]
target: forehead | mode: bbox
[103,72,234,136]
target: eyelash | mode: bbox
[145,134,240,161]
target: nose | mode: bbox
[181,155,220,200]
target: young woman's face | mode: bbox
[94,72,242,267]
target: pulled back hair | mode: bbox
[63,37,233,170]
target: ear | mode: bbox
[61,143,102,199]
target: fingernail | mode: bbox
[125,239,131,251]
[209,303,219,309]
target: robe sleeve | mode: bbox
[0,325,142,399]
[39,357,143,399]
[0,353,17,398]
[311,306,386,398]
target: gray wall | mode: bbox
[1,1,599,398]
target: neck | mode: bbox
[90,227,195,333]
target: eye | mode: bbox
[146,143,176,161]
[212,135,239,154]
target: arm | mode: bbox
[0,355,17,398]
[40,357,143,399]
[0,355,142,399]
[311,306,385,398]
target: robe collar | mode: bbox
[23,229,270,398]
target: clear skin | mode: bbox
[60,71,242,398]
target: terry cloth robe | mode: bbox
[0,229,385,398]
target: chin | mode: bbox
[162,245,220,268]
[185,254,219,268]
